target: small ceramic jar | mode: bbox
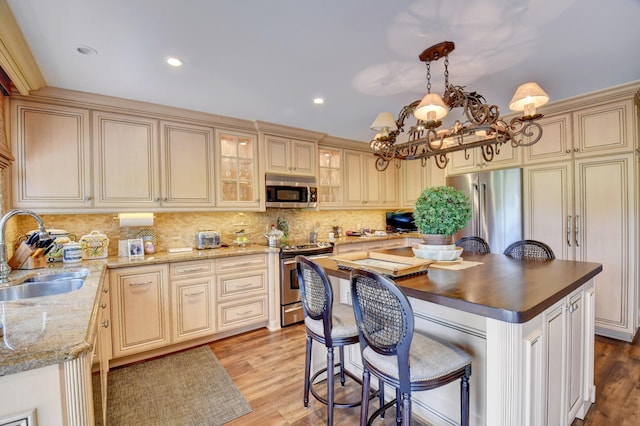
[62,242,82,264]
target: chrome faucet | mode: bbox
[0,209,48,283]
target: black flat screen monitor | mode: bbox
[386,211,417,233]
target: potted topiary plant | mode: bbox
[413,185,472,247]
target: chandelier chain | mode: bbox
[426,61,432,94]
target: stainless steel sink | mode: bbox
[0,278,85,302]
[22,269,89,283]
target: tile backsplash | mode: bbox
[9,209,396,257]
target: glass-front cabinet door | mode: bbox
[216,130,259,209]
[318,148,343,208]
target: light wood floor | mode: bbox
[209,324,639,425]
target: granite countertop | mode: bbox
[0,244,274,377]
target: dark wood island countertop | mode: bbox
[316,247,603,324]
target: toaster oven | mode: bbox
[195,230,221,249]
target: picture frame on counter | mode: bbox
[127,238,144,259]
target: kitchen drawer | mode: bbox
[217,296,268,331]
[385,239,407,249]
[217,270,267,301]
[216,254,267,272]
[335,242,365,254]
[170,259,215,279]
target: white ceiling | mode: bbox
[6,0,640,142]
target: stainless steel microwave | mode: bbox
[265,174,317,208]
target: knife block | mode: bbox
[8,242,47,270]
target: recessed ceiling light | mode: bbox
[76,45,97,55]
[166,57,183,67]
[313,97,325,105]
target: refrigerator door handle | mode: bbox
[575,215,580,247]
[567,215,572,247]
[473,183,480,237]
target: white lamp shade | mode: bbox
[370,112,397,131]
[413,93,448,121]
[509,82,549,112]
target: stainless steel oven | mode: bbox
[280,242,333,326]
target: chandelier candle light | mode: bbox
[370,41,549,170]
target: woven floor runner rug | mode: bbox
[93,345,251,425]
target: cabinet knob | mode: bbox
[566,149,571,154]
[103,287,109,293]
[574,147,579,152]
[100,302,107,309]
[84,196,92,201]
[102,320,110,328]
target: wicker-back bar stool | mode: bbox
[350,268,472,425]
[296,255,366,425]
[455,236,491,254]
[503,239,555,260]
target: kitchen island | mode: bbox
[314,248,602,426]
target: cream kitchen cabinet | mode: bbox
[523,153,637,341]
[216,130,260,208]
[399,158,446,208]
[333,238,406,255]
[160,120,216,208]
[216,254,269,332]
[541,285,594,426]
[170,260,216,342]
[343,149,398,208]
[10,100,92,209]
[110,264,170,358]
[93,111,161,208]
[265,135,316,176]
[318,147,343,207]
[524,99,636,165]
[445,138,522,175]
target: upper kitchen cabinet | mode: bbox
[10,100,92,209]
[343,149,398,208]
[255,120,325,178]
[93,111,162,208]
[399,159,446,208]
[264,135,316,176]
[445,137,522,175]
[318,147,343,207]
[215,129,260,209]
[160,121,216,208]
[525,89,638,165]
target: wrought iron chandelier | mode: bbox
[370,41,549,170]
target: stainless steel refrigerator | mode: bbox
[446,168,523,254]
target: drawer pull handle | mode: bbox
[182,267,208,273]
[129,281,152,287]
[235,283,253,288]
[236,310,253,316]
[227,261,256,268]
[184,290,205,296]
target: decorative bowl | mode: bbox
[412,245,463,261]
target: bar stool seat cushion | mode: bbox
[305,302,358,338]
[362,331,472,382]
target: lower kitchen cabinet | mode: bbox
[216,254,269,332]
[108,254,270,363]
[110,264,170,358]
[170,260,216,342]
[333,238,407,254]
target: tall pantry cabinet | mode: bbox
[523,86,640,341]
